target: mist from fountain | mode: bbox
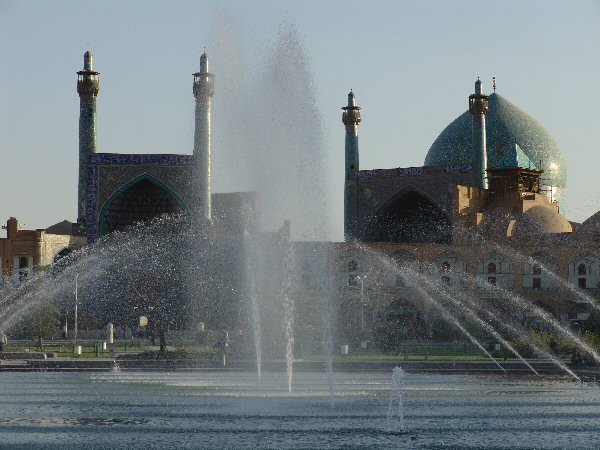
[206,15,336,392]
[208,18,335,241]
[0,214,193,335]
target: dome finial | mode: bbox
[493,76,496,93]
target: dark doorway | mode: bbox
[365,190,452,243]
[101,178,184,236]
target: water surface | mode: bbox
[0,370,598,449]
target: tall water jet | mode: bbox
[321,247,337,407]
[210,20,335,240]
[243,230,262,383]
[280,220,295,393]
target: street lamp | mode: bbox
[356,274,368,332]
[74,273,79,344]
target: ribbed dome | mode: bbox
[512,205,572,237]
[424,93,567,189]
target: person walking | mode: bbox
[0,333,7,358]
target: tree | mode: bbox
[20,300,61,352]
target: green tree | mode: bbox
[584,312,600,335]
[581,312,600,352]
[20,300,61,352]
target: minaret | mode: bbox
[469,78,489,189]
[76,51,100,231]
[342,90,361,240]
[193,51,214,228]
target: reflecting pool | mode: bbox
[0,371,598,449]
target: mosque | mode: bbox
[337,79,600,344]
[1,51,599,347]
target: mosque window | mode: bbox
[577,264,587,276]
[441,262,451,273]
[18,256,28,269]
[532,265,542,275]
[487,277,496,285]
[533,278,542,289]
[487,263,497,274]
[348,260,358,272]
[578,278,587,289]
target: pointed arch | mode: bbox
[364,186,452,243]
[478,251,514,290]
[432,250,467,288]
[569,252,600,291]
[384,250,420,288]
[99,174,189,237]
[523,251,558,291]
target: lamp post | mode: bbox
[74,273,78,344]
[357,274,368,332]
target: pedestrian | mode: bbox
[0,333,7,356]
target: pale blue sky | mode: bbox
[1,0,599,239]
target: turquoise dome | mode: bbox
[424,93,567,189]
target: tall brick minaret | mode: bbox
[77,51,100,232]
[469,78,489,189]
[193,51,214,229]
[342,90,361,241]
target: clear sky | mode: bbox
[1,0,599,239]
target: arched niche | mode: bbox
[364,188,452,244]
[569,252,600,291]
[338,249,372,290]
[383,250,420,289]
[523,252,558,292]
[478,251,514,290]
[432,250,467,289]
[99,175,188,237]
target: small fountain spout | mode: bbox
[387,365,406,433]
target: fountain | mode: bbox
[386,365,406,433]
[1,12,600,450]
